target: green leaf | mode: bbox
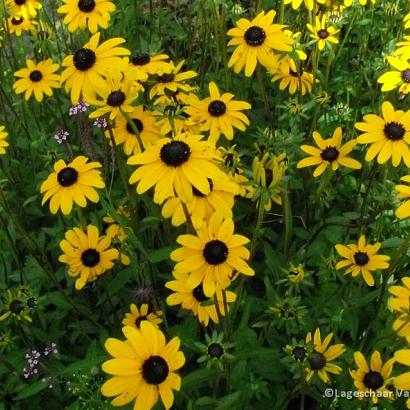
[146,246,172,263]
[182,368,214,390]
[15,381,47,400]
[216,391,242,410]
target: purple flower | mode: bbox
[93,117,107,129]
[69,100,89,116]
[54,129,69,144]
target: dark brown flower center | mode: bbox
[363,371,384,390]
[354,251,369,266]
[208,100,227,117]
[192,284,208,302]
[208,343,224,358]
[160,141,191,167]
[292,346,307,361]
[192,178,213,197]
[9,300,23,314]
[401,69,410,83]
[37,30,50,40]
[142,355,169,384]
[203,240,229,265]
[11,16,24,25]
[320,146,339,162]
[107,90,126,107]
[132,53,150,66]
[135,315,147,328]
[29,70,42,82]
[244,26,266,46]
[78,0,95,12]
[73,48,96,71]
[81,249,100,267]
[384,122,405,140]
[309,351,326,370]
[317,29,329,39]
[57,167,78,187]
[15,0,26,5]
[157,73,175,83]
[126,119,144,134]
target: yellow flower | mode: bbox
[61,32,130,104]
[350,351,394,404]
[101,322,185,410]
[57,0,115,33]
[30,19,52,40]
[307,15,339,51]
[7,15,36,36]
[122,304,162,329]
[227,10,293,77]
[0,126,9,155]
[388,277,410,342]
[395,36,410,60]
[59,225,119,290]
[344,0,375,6]
[335,234,390,286]
[6,0,42,19]
[13,59,60,102]
[170,212,254,297]
[405,13,410,30]
[395,175,410,219]
[377,56,410,95]
[284,0,326,10]
[393,350,410,392]
[40,155,105,215]
[0,289,32,323]
[297,127,361,177]
[305,328,345,383]
[355,101,410,167]
[288,263,305,284]
[129,53,171,76]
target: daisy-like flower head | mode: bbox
[0,126,9,155]
[149,60,197,100]
[284,0,326,11]
[395,175,410,219]
[122,304,162,329]
[161,175,238,228]
[355,101,410,167]
[13,59,60,102]
[101,322,185,410]
[7,15,36,36]
[297,127,362,177]
[396,36,410,60]
[307,15,339,51]
[227,10,293,77]
[88,70,144,120]
[6,0,42,19]
[185,81,251,143]
[103,206,130,241]
[107,105,161,156]
[130,52,171,76]
[350,351,394,404]
[335,234,390,286]
[393,350,410,392]
[59,225,119,290]
[127,133,224,204]
[388,277,410,343]
[377,56,410,95]
[165,271,236,326]
[305,328,345,384]
[270,55,314,96]
[57,0,115,33]
[170,212,254,297]
[0,289,32,323]
[40,155,105,215]
[61,32,130,104]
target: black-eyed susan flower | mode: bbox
[395,175,410,219]
[355,101,410,167]
[0,126,9,155]
[57,0,115,33]
[195,331,234,370]
[130,52,171,76]
[61,32,130,104]
[350,351,394,404]
[396,36,410,60]
[270,55,314,96]
[0,289,32,323]
[59,225,119,290]
[6,0,41,18]
[127,134,223,204]
[149,60,197,100]
[335,235,390,286]
[108,105,161,155]
[185,81,251,143]
[388,277,410,342]
[13,59,60,102]
[227,10,293,77]
[170,212,254,297]
[307,15,339,51]
[393,350,410,392]
[297,127,362,177]
[165,271,236,326]
[6,15,35,36]
[40,155,105,215]
[161,175,238,228]
[377,57,410,95]
[122,304,162,329]
[88,70,143,120]
[101,322,185,410]
[305,328,345,383]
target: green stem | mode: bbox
[256,66,275,134]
